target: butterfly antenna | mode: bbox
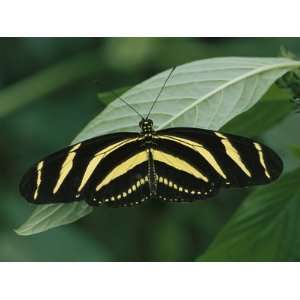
[146,67,176,119]
[110,91,144,119]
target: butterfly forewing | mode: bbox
[156,127,283,189]
[19,132,140,204]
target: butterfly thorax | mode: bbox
[139,118,154,135]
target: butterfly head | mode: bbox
[139,118,154,134]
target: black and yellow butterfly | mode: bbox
[20,68,283,208]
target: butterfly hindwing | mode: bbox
[153,159,220,203]
[87,160,150,207]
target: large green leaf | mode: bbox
[16,57,300,235]
[199,168,300,261]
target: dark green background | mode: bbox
[1,37,299,261]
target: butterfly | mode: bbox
[20,67,283,208]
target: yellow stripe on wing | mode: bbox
[33,161,44,200]
[254,142,271,179]
[152,149,209,182]
[96,151,148,191]
[78,138,137,192]
[215,132,251,177]
[158,135,227,179]
[52,143,81,194]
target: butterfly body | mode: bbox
[20,117,283,208]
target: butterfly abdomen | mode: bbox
[146,148,158,197]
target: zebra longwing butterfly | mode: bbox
[20,68,283,207]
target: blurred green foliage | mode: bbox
[199,167,300,261]
[1,38,300,261]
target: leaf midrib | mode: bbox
[157,61,300,130]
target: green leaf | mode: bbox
[16,202,92,236]
[76,57,300,141]
[279,45,297,60]
[199,168,300,261]
[222,84,292,136]
[97,86,131,105]
[222,99,292,137]
[17,57,300,235]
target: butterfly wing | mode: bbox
[152,150,220,203]
[19,132,141,204]
[152,127,283,202]
[86,155,151,207]
[20,126,283,207]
